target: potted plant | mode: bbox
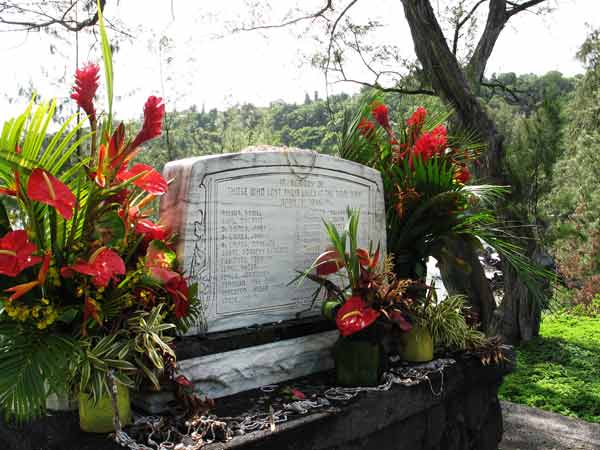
[398,289,471,362]
[0,8,200,432]
[295,209,412,386]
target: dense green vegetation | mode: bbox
[499,311,600,423]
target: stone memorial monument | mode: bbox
[140,147,386,409]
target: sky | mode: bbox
[0,0,598,120]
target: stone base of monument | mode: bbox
[1,352,513,450]
[134,330,339,413]
[134,317,338,413]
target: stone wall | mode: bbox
[0,353,512,450]
[204,354,512,450]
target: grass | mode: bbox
[499,312,600,423]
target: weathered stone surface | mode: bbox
[160,149,386,334]
[135,330,339,412]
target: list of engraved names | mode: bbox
[215,173,372,315]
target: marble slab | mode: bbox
[134,330,338,413]
[160,149,386,334]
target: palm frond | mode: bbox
[0,323,77,422]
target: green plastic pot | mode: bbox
[79,384,132,433]
[401,325,434,362]
[333,332,382,387]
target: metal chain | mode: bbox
[114,358,455,449]
[324,358,455,401]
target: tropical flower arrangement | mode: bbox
[338,99,513,281]
[0,12,200,427]
[295,209,415,385]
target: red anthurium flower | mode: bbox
[315,248,345,276]
[336,296,380,337]
[61,247,125,288]
[0,230,42,277]
[357,118,376,138]
[131,96,165,149]
[148,266,179,284]
[27,169,76,220]
[70,63,100,121]
[406,106,427,128]
[5,252,50,302]
[371,103,391,130]
[166,274,189,319]
[146,264,189,318]
[136,218,170,241]
[116,163,167,196]
[455,165,471,184]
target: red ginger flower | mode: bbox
[27,168,77,220]
[131,96,165,149]
[0,230,42,277]
[371,103,391,130]
[407,106,427,128]
[336,296,380,337]
[412,125,448,162]
[61,247,125,288]
[117,163,167,196]
[70,64,100,121]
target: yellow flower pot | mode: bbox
[401,326,434,362]
[79,384,132,433]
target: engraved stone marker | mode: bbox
[160,149,387,334]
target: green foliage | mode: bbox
[500,312,600,423]
[412,294,474,351]
[0,322,77,423]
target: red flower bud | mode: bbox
[131,96,165,149]
[371,103,391,130]
[406,106,427,128]
[70,64,100,121]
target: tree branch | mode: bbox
[325,0,361,74]
[0,0,106,32]
[506,0,548,17]
[333,78,436,96]
[233,1,333,32]
[467,0,550,86]
[480,79,523,103]
[452,0,488,55]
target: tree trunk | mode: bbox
[435,240,496,333]
[400,0,542,341]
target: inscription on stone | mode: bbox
[160,149,386,333]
